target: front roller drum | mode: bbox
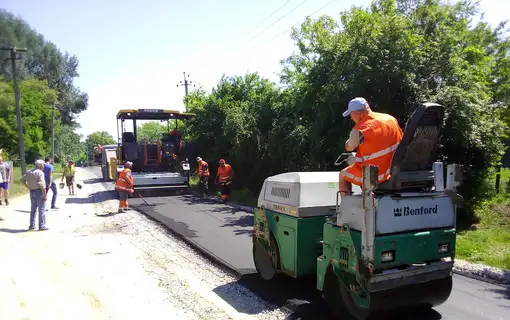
[252,236,280,281]
[324,270,453,320]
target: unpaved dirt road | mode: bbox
[0,167,289,320]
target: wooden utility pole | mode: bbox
[176,72,196,112]
[1,46,28,174]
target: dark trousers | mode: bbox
[46,181,57,208]
[199,176,209,196]
[220,182,231,201]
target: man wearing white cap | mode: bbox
[338,97,403,196]
[20,159,49,230]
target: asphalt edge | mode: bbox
[129,205,244,279]
[130,201,300,317]
[193,190,510,286]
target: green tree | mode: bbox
[57,125,86,164]
[137,121,170,143]
[0,76,58,163]
[0,9,88,126]
[183,0,510,224]
[84,131,115,161]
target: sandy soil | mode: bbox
[0,168,288,320]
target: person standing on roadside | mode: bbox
[43,157,59,210]
[215,159,234,202]
[196,157,210,198]
[0,156,11,206]
[20,159,48,231]
[61,160,76,195]
[115,161,134,213]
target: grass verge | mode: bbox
[456,168,510,270]
[8,165,64,198]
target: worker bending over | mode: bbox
[215,159,234,202]
[115,161,134,213]
[196,157,210,197]
[338,97,403,196]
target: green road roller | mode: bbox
[252,103,463,319]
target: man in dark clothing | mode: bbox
[43,157,59,210]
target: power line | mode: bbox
[267,0,340,43]
[176,72,196,112]
[235,0,310,51]
[227,0,294,49]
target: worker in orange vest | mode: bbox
[196,157,210,197]
[338,97,403,196]
[115,161,134,212]
[215,159,234,202]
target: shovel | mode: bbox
[137,193,156,206]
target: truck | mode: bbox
[115,108,195,193]
[252,103,463,319]
[99,144,118,182]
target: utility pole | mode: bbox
[51,102,55,161]
[1,46,28,174]
[176,72,196,112]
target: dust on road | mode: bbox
[0,167,288,320]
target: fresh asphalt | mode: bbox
[84,167,510,320]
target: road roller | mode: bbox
[252,103,463,319]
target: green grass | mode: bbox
[9,165,64,198]
[456,168,510,270]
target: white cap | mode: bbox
[343,97,369,117]
[125,161,133,166]
[35,159,45,165]
[196,157,202,162]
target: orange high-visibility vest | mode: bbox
[198,160,210,176]
[344,111,403,186]
[217,164,232,182]
[115,168,134,192]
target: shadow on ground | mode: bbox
[65,190,117,204]
[0,227,28,234]
[486,285,510,309]
[83,178,104,185]
[213,273,445,320]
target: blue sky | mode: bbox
[2,0,508,140]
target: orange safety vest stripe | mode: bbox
[198,161,210,176]
[116,168,133,190]
[345,111,403,186]
[218,164,232,181]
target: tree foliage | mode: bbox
[183,0,510,222]
[84,131,115,161]
[137,121,170,143]
[56,125,86,165]
[0,9,88,125]
[0,76,57,163]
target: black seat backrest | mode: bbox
[376,103,444,192]
[161,133,172,141]
[146,144,159,159]
[123,142,139,161]
[122,132,135,143]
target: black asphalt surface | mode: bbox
[82,167,509,320]
[128,194,510,320]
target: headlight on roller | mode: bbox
[381,250,395,263]
[438,243,449,253]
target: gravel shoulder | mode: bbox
[0,167,289,320]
